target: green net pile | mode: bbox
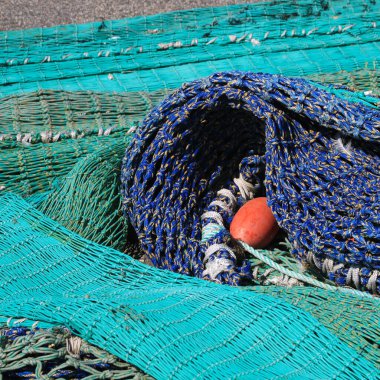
[0,0,379,378]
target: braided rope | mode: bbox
[121,71,380,293]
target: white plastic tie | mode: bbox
[104,126,116,136]
[31,321,40,330]
[237,33,248,42]
[307,28,318,36]
[203,257,234,280]
[53,132,61,142]
[206,37,217,45]
[14,318,27,325]
[40,131,52,143]
[22,133,32,144]
[127,126,137,135]
[342,24,354,32]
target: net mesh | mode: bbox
[0,0,380,378]
[0,194,379,379]
[0,325,152,379]
[0,1,379,96]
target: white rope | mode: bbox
[216,189,237,209]
[233,173,255,201]
[66,336,82,359]
[267,274,303,287]
[322,258,344,274]
[209,200,230,212]
[307,251,323,270]
[367,270,379,293]
[346,267,361,289]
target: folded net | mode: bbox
[1,0,380,378]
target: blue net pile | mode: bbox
[121,71,380,291]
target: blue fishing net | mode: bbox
[121,71,380,291]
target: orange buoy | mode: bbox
[230,197,279,248]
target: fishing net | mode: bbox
[37,142,130,251]
[0,324,151,379]
[1,0,380,378]
[0,90,168,197]
[121,71,380,292]
[1,1,379,97]
[0,194,379,379]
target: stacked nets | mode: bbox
[1,0,379,198]
[1,0,380,378]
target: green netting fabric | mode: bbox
[37,141,130,251]
[0,194,379,379]
[0,89,168,138]
[0,1,379,97]
[0,90,169,197]
[253,286,380,368]
[2,281,380,378]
